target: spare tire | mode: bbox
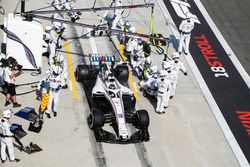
[135,110,149,129]
[75,65,90,82]
[87,108,104,130]
[115,64,129,84]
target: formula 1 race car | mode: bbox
[75,54,150,143]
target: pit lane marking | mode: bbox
[65,40,78,100]
[158,0,250,166]
[88,29,98,53]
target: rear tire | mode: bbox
[115,64,129,84]
[88,109,104,130]
[75,65,89,82]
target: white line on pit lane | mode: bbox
[87,28,98,54]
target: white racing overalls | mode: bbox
[0,118,16,161]
[156,77,171,113]
[169,60,187,97]
[45,70,63,115]
[111,0,125,29]
[178,19,194,54]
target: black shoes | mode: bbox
[4,100,11,106]
[46,112,57,118]
[13,102,21,108]
[10,158,20,162]
[53,112,57,117]
[1,158,20,163]
[62,84,68,89]
[164,105,169,109]
[178,52,188,55]
[5,101,21,107]
[46,113,51,119]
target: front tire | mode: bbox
[75,65,90,82]
[87,109,104,130]
[135,110,150,129]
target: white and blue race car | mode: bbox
[75,54,150,143]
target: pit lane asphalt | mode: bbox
[200,0,250,76]
[0,0,240,167]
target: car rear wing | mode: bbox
[89,54,115,68]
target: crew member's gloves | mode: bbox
[40,81,45,88]
[184,72,187,76]
[61,36,67,41]
[55,85,62,92]
[57,45,62,49]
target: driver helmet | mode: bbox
[108,83,116,89]
[107,74,115,82]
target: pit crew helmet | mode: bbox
[160,70,167,77]
[145,57,152,67]
[149,65,157,75]
[124,21,131,27]
[51,65,62,75]
[186,11,192,19]
[45,26,52,32]
[129,26,136,33]
[172,52,180,59]
[2,109,13,119]
[53,22,64,33]
[162,61,171,70]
